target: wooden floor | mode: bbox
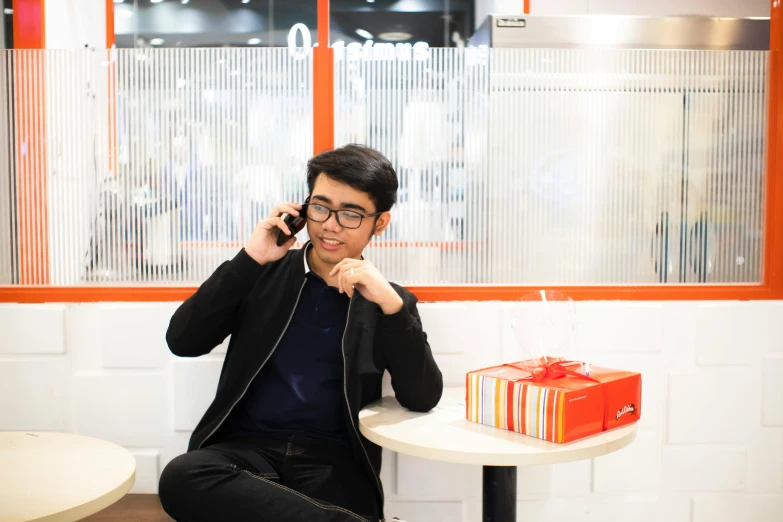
[83,494,174,522]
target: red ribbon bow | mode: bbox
[503,357,599,384]
[500,357,607,431]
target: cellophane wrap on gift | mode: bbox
[511,290,585,374]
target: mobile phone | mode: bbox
[276,199,309,246]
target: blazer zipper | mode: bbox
[196,280,308,450]
[341,297,384,504]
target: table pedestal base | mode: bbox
[482,466,517,522]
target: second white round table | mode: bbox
[0,432,136,522]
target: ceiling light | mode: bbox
[242,0,250,3]
[150,38,165,45]
[3,8,12,14]
[378,31,412,42]
[151,0,163,4]
[181,0,190,3]
[367,0,375,2]
[247,38,262,45]
[113,0,124,3]
[355,29,373,40]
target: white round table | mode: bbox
[0,432,136,522]
[359,389,636,522]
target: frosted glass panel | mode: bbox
[336,48,768,284]
[335,47,491,284]
[1,48,312,285]
[0,47,768,286]
[108,48,312,284]
[0,52,13,284]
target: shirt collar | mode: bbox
[303,242,312,274]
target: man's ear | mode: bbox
[373,212,392,236]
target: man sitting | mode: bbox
[159,144,443,522]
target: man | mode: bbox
[159,144,443,522]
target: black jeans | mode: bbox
[159,434,380,522]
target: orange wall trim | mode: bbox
[313,46,334,154]
[13,0,45,49]
[106,0,117,174]
[313,0,334,154]
[177,240,482,252]
[13,0,49,284]
[0,285,780,304]
[766,0,783,292]
[524,0,530,15]
[2,1,783,303]
[105,0,115,48]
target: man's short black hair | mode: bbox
[307,144,398,213]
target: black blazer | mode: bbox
[165,243,444,516]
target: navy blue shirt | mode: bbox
[223,262,350,444]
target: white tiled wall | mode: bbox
[1,299,782,522]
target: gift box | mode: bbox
[466,357,641,443]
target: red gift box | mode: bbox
[466,357,641,443]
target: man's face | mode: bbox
[306,173,391,265]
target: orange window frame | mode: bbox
[1,0,782,303]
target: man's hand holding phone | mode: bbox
[244,202,304,266]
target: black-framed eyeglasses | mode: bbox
[303,202,382,229]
